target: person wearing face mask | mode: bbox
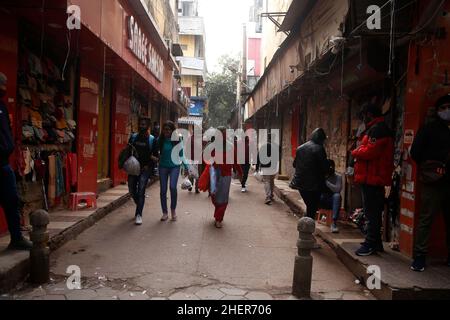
[128,117,158,225]
[0,72,33,250]
[352,103,394,256]
[410,94,450,272]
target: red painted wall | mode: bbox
[0,11,19,235]
[111,80,130,186]
[77,63,100,194]
[247,38,262,76]
[400,0,450,258]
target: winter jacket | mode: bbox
[410,117,450,180]
[292,128,329,192]
[0,99,14,167]
[351,117,394,186]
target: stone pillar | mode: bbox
[292,217,315,299]
[30,209,50,284]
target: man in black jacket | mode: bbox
[293,128,329,219]
[410,93,450,272]
[0,72,32,250]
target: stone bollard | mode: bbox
[292,217,315,299]
[29,209,50,284]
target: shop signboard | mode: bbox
[126,15,164,82]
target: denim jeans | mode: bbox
[320,193,342,222]
[159,166,180,213]
[0,165,23,241]
[128,169,151,217]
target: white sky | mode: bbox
[198,0,253,73]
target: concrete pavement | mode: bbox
[5,177,374,300]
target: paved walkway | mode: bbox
[4,177,374,300]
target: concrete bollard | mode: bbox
[29,209,50,284]
[292,217,315,299]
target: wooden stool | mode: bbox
[69,192,97,211]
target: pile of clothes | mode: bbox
[18,50,76,145]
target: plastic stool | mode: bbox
[69,192,97,211]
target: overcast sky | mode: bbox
[198,0,253,73]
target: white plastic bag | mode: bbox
[181,177,193,190]
[188,164,199,179]
[123,156,141,176]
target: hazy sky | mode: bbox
[198,0,253,73]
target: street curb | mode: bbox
[273,184,306,217]
[0,178,157,294]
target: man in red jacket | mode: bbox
[352,103,394,256]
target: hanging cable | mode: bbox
[388,0,396,77]
[40,0,46,59]
[349,0,392,36]
[62,30,71,81]
[340,42,345,98]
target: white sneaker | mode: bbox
[241,187,247,193]
[135,215,142,225]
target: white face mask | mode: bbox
[438,109,450,121]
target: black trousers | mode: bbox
[361,184,385,247]
[414,183,450,258]
[241,164,251,188]
[299,190,321,219]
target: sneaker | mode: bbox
[241,187,247,193]
[171,211,177,221]
[214,221,223,228]
[135,215,143,225]
[411,256,426,272]
[161,213,169,221]
[265,198,272,205]
[355,243,375,256]
[8,237,33,251]
[331,223,339,233]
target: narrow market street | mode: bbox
[7,177,372,300]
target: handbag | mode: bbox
[419,160,446,184]
[118,144,137,170]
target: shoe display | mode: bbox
[8,237,33,251]
[135,215,142,225]
[411,256,426,272]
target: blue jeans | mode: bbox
[128,170,151,217]
[320,193,341,222]
[0,165,22,241]
[159,166,180,213]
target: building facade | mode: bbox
[0,0,188,234]
[245,0,450,259]
[176,0,207,128]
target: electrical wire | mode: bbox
[389,0,396,77]
[62,30,71,81]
